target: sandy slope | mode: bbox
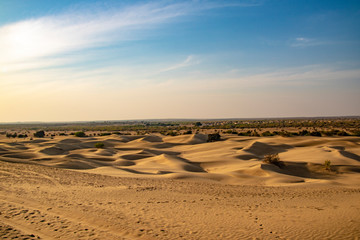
[1,134,359,186]
[0,134,360,239]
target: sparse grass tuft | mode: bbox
[263,153,284,168]
[324,160,331,171]
[95,142,105,148]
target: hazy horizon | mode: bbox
[1,115,360,124]
[1,0,359,122]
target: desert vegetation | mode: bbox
[0,117,359,138]
[95,142,105,148]
[74,131,86,137]
[324,160,332,171]
[34,130,45,138]
[207,133,221,142]
[263,153,284,168]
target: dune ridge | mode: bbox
[0,134,359,186]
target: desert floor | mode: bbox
[0,134,359,239]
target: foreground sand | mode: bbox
[1,134,360,239]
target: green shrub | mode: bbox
[95,142,105,148]
[263,153,284,168]
[74,131,86,137]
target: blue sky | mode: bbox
[0,0,359,122]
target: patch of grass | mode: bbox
[324,160,331,171]
[95,142,105,148]
[263,153,284,168]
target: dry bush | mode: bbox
[263,153,284,168]
[324,160,331,171]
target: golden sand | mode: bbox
[1,134,359,239]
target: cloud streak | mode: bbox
[0,2,189,68]
[0,1,259,73]
[158,55,199,73]
[290,37,329,47]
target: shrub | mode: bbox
[321,131,333,136]
[324,160,331,171]
[74,131,86,137]
[263,153,284,168]
[95,142,105,148]
[280,131,291,137]
[183,130,192,135]
[298,130,309,136]
[99,132,111,136]
[194,122,202,127]
[261,131,274,137]
[310,131,322,137]
[336,131,349,136]
[34,130,45,138]
[166,131,178,136]
[251,130,260,137]
[207,133,221,142]
[224,130,238,134]
[6,132,16,138]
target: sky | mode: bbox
[0,0,359,122]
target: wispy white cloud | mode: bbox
[290,37,328,47]
[0,2,189,68]
[0,1,259,73]
[150,64,360,92]
[158,55,199,73]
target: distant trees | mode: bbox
[34,130,45,138]
[194,122,202,127]
[207,133,221,142]
[74,131,86,137]
[6,132,17,138]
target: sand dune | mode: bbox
[1,134,360,186]
[1,134,360,239]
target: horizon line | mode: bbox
[1,115,360,125]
